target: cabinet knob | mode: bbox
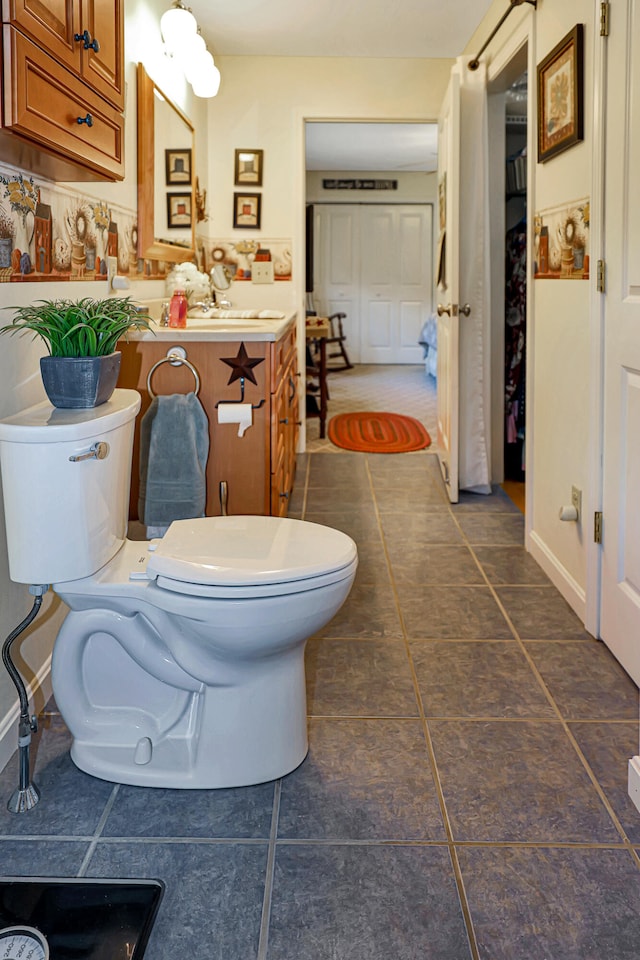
[74,30,100,52]
[279,417,289,425]
[77,113,94,127]
[280,491,290,499]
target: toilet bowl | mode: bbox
[0,390,357,788]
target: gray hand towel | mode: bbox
[139,392,209,527]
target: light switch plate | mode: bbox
[252,261,274,284]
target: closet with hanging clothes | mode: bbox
[503,73,527,493]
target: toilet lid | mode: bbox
[145,516,357,588]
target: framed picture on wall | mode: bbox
[234,149,264,186]
[166,193,192,228]
[537,24,584,163]
[165,149,192,185]
[233,193,262,229]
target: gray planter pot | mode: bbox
[40,352,121,409]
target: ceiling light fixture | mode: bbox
[160,1,220,98]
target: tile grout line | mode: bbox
[446,505,639,858]
[256,779,281,960]
[76,783,120,877]
[365,454,481,960]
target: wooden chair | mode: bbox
[324,312,353,371]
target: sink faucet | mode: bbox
[192,297,216,312]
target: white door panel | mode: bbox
[313,205,360,352]
[600,0,640,681]
[313,203,432,364]
[437,69,461,501]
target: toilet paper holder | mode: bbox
[215,376,265,409]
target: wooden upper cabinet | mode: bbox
[79,0,124,110]
[1,0,124,179]
[3,0,83,73]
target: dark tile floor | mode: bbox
[2,451,640,959]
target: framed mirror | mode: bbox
[137,63,196,263]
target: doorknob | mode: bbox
[460,303,471,317]
[437,303,452,317]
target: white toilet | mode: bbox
[0,390,357,789]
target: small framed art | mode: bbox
[537,24,584,163]
[234,149,263,186]
[165,149,192,185]
[167,193,192,228]
[233,193,261,229]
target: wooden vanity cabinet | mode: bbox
[118,325,300,520]
[1,0,125,181]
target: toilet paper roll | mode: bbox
[217,402,253,437]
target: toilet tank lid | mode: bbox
[146,516,358,586]
[0,389,141,443]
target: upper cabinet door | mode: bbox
[4,0,123,110]
[81,0,124,110]
[5,0,82,72]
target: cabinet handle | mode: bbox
[74,29,100,52]
[288,375,296,403]
[77,113,94,127]
[279,418,289,425]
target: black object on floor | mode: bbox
[0,878,164,959]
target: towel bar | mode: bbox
[147,353,201,398]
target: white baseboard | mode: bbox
[629,756,640,815]
[0,654,52,775]
[528,530,587,626]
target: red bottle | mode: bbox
[169,288,188,328]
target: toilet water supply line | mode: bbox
[1,584,49,813]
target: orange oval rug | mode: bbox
[328,411,431,453]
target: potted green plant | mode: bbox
[0,296,153,408]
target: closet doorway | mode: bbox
[488,49,529,514]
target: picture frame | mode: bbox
[166,193,193,228]
[233,192,262,229]
[165,149,192,185]
[537,24,584,163]
[234,149,264,186]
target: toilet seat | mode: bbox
[146,515,358,599]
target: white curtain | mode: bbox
[457,59,492,494]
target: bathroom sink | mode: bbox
[187,309,285,321]
[185,315,268,327]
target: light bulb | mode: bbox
[191,59,221,98]
[175,30,206,70]
[160,3,197,56]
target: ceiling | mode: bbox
[305,122,438,173]
[190,0,495,60]
[187,0,496,172]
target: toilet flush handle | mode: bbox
[68,441,109,462]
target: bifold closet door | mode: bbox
[359,204,433,364]
[313,203,433,364]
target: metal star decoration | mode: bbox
[221,342,264,386]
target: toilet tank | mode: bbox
[0,389,141,585]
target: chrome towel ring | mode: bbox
[146,352,201,398]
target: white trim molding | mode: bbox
[528,530,587,626]
[0,655,52,776]
[628,756,640,815]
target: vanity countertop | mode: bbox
[126,308,295,343]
